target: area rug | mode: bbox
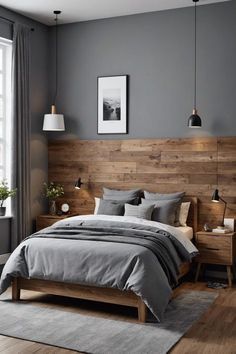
[0,291,217,354]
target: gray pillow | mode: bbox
[141,198,181,226]
[144,191,185,200]
[97,199,124,216]
[143,191,184,226]
[124,203,154,220]
[103,187,141,204]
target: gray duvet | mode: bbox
[0,215,198,321]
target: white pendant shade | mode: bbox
[43,113,65,131]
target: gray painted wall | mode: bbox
[0,6,49,222]
[49,0,236,140]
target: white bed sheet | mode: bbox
[176,226,193,240]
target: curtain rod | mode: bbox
[0,15,34,31]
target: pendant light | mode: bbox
[43,11,65,131]
[188,0,202,128]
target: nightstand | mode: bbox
[36,214,77,231]
[195,231,236,287]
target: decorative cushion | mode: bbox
[144,191,185,200]
[141,198,181,226]
[143,191,185,226]
[103,187,141,204]
[94,197,138,215]
[124,203,154,220]
[179,202,191,226]
[97,199,124,216]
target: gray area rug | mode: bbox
[0,290,217,354]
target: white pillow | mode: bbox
[179,202,191,226]
[94,197,100,214]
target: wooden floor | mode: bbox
[0,282,235,354]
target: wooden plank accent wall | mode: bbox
[48,137,236,231]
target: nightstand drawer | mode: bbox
[196,247,232,265]
[196,234,231,250]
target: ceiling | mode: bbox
[0,0,231,25]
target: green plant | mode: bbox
[0,180,17,207]
[43,182,64,200]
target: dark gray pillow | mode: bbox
[141,198,181,226]
[143,191,184,226]
[103,187,141,204]
[124,203,154,220]
[144,191,185,200]
[97,199,124,216]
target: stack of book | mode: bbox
[212,228,231,234]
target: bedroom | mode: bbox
[0,0,235,353]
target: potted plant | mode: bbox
[0,180,17,216]
[44,182,64,215]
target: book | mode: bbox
[212,228,231,234]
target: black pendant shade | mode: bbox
[188,0,202,128]
[75,178,83,190]
[188,109,202,128]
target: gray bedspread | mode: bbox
[0,216,198,321]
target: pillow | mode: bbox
[143,191,185,226]
[103,187,141,204]
[144,191,185,200]
[94,197,100,215]
[97,199,124,216]
[141,198,181,226]
[179,202,191,226]
[94,197,137,215]
[124,203,154,220]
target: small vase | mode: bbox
[49,200,57,215]
[0,207,6,216]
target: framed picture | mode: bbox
[97,75,128,134]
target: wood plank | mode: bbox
[48,136,236,231]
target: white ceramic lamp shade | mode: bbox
[43,105,65,131]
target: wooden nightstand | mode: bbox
[195,231,236,286]
[36,214,77,231]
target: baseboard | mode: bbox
[0,253,11,265]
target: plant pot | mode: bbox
[49,200,57,215]
[0,207,6,216]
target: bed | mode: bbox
[0,197,198,323]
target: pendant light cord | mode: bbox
[194,0,197,110]
[53,12,58,105]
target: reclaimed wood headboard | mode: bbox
[48,136,236,231]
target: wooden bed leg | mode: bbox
[138,299,147,323]
[12,278,20,301]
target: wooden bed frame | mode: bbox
[11,197,198,323]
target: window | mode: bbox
[0,37,12,184]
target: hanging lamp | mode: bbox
[43,10,65,131]
[188,0,202,128]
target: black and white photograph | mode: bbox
[98,75,128,134]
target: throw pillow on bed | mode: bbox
[124,203,154,220]
[144,191,185,226]
[179,202,191,226]
[103,187,141,204]
[141,198,181,226]
[144,191,185,200]
[94,197,138,215]
[97,199,124,216]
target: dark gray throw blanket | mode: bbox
[0,216,198,321]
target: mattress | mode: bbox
[176,226,193,240]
